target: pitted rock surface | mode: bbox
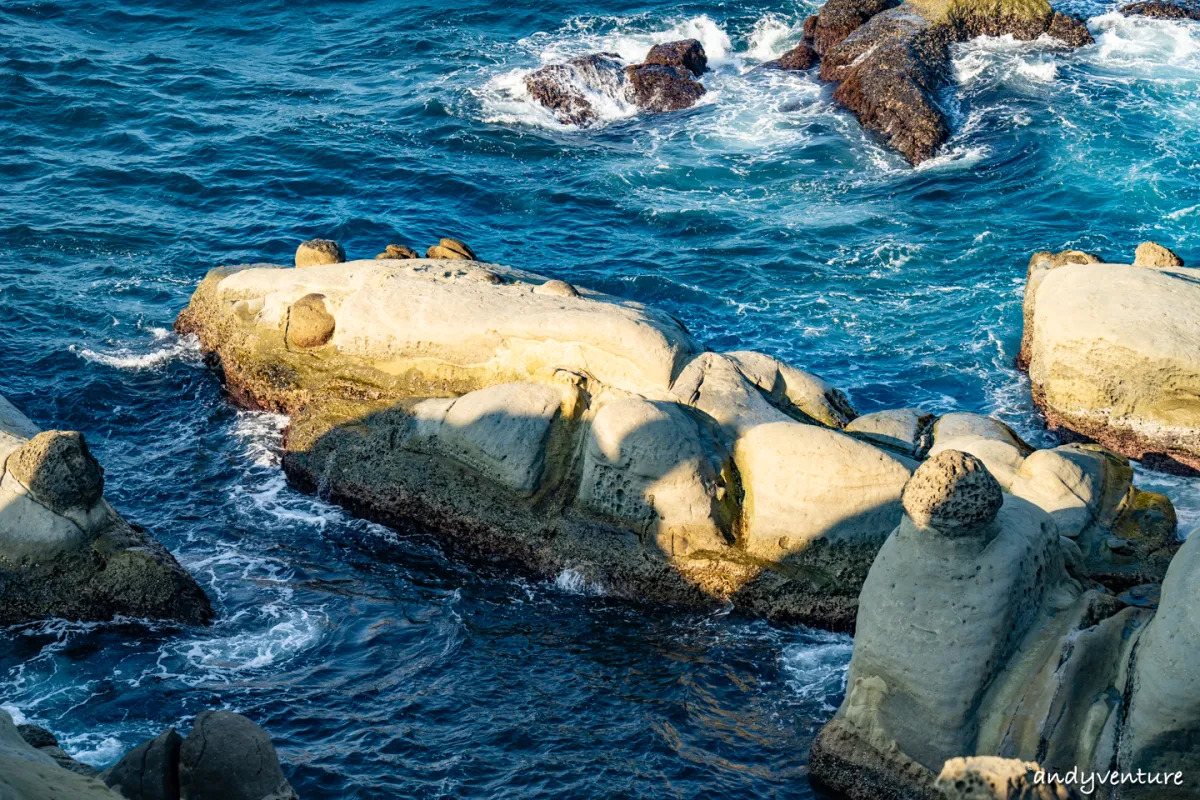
[901,449,1002,534]
[9,430,105,514]
[294,238,345,268]
[1133,240,1185,268]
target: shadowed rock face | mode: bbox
[810,0,1092,163]
[176,258,1175,630]
[0,398,213,626]
[810,451,1199,799]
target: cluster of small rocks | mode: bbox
[293,236,480,267]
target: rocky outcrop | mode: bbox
[176,258,1174,628]
[1133,240,1185,268]
[807,0,1092,163]
[1,709,295,800]
[0,395,212,626]
[810,452,1199,799]
[525,42,707,126]
[1120,0,1200,19]
[1018,246,1200,475]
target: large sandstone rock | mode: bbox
[812,0,1091,163]
[1120,533,1200,798]
[175,259,904,627]
[177,259,1173,628]
[0,398,212,626]
[294,238,344,268]
[1019,254,1200,474]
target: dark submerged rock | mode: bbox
[643,39,708,76]
[811,0,1093,164]
[624,64,706,112]
[1120,0,1200,18]
[1047,11,1095,46]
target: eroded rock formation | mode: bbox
[0,395,212,626]
[1018,244,1200,475]
[809,450,1199,799]
[175,255,1174,629]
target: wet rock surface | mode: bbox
[525,41,709,124]
[809,0,1092,163]
[1120,0,1200,18]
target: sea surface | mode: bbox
[0,0,1198,796]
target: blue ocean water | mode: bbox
[0,0,1198,796]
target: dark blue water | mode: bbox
[1,0,1198,796]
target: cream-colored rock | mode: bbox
[1120,532,1200,797]
[670,352,790,435]
[1133,241,1184,268]
[285,293,336,349]
[932,413,1031,453]
[723,350,857,428]
[736,421,912,560]
[183,260,702,397]
[1022,260,1200,472]
[294,238,345,268]
[845,407,934,458]
[1008,445,1128,540]
[928,435,1026,491]
[579,396,730,555]
[534,279,580,298]
[1016,249,1101,372]
[0,395,40,469]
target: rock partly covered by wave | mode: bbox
[803,0,1093,163]
[809,450,1199,799]
[0,394,212,626]
[524,40,707,126]
[175,251,1174,629]
[1018,244,1200,475]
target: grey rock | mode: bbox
[8,430,104,515]
[179,712,296,800]
[103,728,182,800]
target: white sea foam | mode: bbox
[781,634,853,712]
[1089,12,1200,68]
[553,567,607,596]
[0,703,27,725]
[74,330,200,370]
